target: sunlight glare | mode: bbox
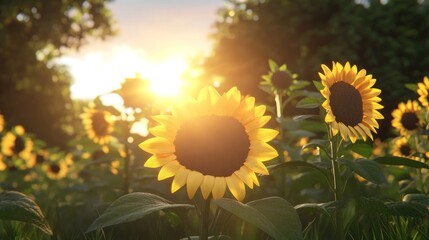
[145,58,188,97]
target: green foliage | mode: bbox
[204,0,429,137]
[0,191,52,235]
[0,0,115,148]
[214,197,303,240]
[87,192,194,233]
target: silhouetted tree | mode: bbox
[0,0,115,147]
[204,0,429,138]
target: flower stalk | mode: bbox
[328,126,343,240]
[199,197,211,240]
[274,91,286,197]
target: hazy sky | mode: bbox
[61,0,225,99]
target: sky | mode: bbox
[59,0,225,99]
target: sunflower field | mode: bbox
[2,59,429,240]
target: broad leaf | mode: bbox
[359,197,429,219]
[402,194,429,206]
[345,142,373,158]
[292,114,320,121]
[0,191,52,235]
[338,158,386,184]
[312,80,324,91]
[294,201,337,216]
[268,161,330,186]
[290,80,310,91]
[301,139,329,156]
[404,83,417,91]
[374,156,429,169]
[86,192,193,232]
[214,197,303,240]
[296,97,322,109]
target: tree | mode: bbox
[204,0,429,138]
[0,0,115,148]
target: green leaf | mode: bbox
[312,80,324,91]
[295,97,322,109]
[345,141,373,158]
[268,59,278,72]
[301,139,329,156]
[0,191,52,235]
[357,197,429,219]
[292,114,320,121]
[294,201,337,217]
[337,158,386,184]
[268,161,329,181]
[290,80,310,91]
[402,194,429,206]
[374,156,429,169]
[180,236,231,240]
[86,192,193,233]
[214,197,303,240]
[404,83,417,91]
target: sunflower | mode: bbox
[417,76,429,107]
[43,158,69,179]
[261,62,295,92]
[139,86,278,201]
[117,75,154,109]
[391,100,422,136]
[319,62,384,143]
[1,125,35,167]
[81,108,114,145]
[391,137,415,158]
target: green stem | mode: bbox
[122,116,132,195]
[328,127,343,240]
[122,142,130,194]
[199,197,211,240]
[275,91,286,197]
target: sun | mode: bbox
[145,58,188,97]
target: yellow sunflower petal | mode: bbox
[186,171,204,199]
[158,161,181,180]
[200,175,216,199]
[144,154,176,168]
[171,167,189,193]
[212,177,227,199]
[139,137,175,154]
[226,174,246,201]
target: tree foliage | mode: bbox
[0,0,115,147]
[204,0,429,138]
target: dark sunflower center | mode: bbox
[271,71,292,89]
[329,81,363,126]
[91,112,109,136]
[174,115,250,177]
[50,164,61,174]
[13,136,25,154]
[36,154,45,164]
[401,112,419,131]
[399,144,412,156]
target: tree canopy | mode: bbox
[0,0,115,147]
[204,0,429,138]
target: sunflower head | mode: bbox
[117,76,154,109]
[1,125,34,163]
[139,86,278,201]
[319,62,384,143]
[391,100,422,136]
[43,157,69,180]
[81,108,114,145]
[391,137,414,158]
[261,61,295,92]
[417,76,429,107]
